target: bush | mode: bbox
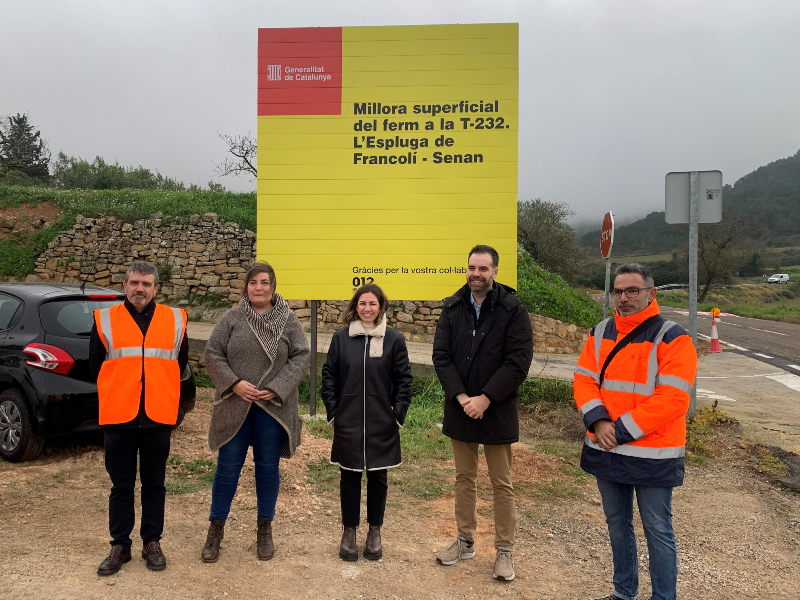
[517,248,603,328]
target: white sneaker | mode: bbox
[493,548,515,581]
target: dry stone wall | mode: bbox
[28,212,589,355]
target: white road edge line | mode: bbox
[753,353,775,359]
[766,373,800,393]
[697,333,748,351]
[698,373,784,379]
[788,365,800,371]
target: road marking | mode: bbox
[753,353,775,359]
[698,373,784,379]
[697,389,736,402]
[748,327,789,336]
[766,373,800,393]
[788,365,800,371]
[697,333,748,351]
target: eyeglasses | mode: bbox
[613,287,652,299]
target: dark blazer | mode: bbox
[321,325,413,470]
[433,283,534,444]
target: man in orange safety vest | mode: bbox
[574,263,697,600]
[90,261,188,576]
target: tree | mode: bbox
[517,198,587,284]
[214,133,257,180]
[692,211,761,301]
[51,153,186,190]
[0,113,50,180]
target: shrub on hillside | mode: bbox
[516,249,602,329]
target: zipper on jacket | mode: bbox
[363,336,368,470]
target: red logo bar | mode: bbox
[258,27,342,116]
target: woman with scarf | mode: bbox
[322,284,413,562]
[200,262,309,563]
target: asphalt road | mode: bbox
[660,306,800,372]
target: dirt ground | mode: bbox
[0,202,61,238]
[2,390,799,600]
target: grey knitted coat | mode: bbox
[204,306,310,457]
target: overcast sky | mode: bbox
[3,0,798,228]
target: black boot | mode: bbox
[142,541,167,571]
[364,524,382,560]
[339,526,358,561]
[201,520,225,563]
[257,519,274,560]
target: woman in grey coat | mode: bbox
[200,262,309,563]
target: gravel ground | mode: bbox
[1,389,798,599]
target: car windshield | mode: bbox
[39,298,124,337]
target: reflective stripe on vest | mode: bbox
[584,434,685,459]
[579,398,604,415]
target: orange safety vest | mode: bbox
[573,300,697,477]
[94,303,187,426]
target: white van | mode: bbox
[768,273,790,284]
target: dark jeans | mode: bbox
[209,405,284,521]
[340,468,388,527]
[597,477,678,600]
[103,426,172,549]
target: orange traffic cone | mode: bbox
[709,317,722,353]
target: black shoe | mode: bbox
[97,544,131,576]
[142,541,167,571]
[594,595,624,600]
[257,519,274,561]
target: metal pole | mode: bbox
[603,258,611,319]
[310,300,318,417]
[688,171,699,417]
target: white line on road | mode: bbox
[698,373,784,379]
[788,365,800,371]
[697,333,749,351]
[748,327,789,336]
[753,353,775,359]
[766,373,800,393]
[697,389,736,402]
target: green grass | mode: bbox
[517,248,603,328]
[194,372,214,388]
[686,406,736,460]
[305,458,339,494]
[659,284,800,324]
[0,214,74,278]
[613,253,674,263]
[165,454,216,494]
[304,416,334,440]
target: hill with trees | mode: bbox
[580,150,800,256]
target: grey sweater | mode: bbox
[204,306,310,457]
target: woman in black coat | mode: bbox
[321,284,412,562]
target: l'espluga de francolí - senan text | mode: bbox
[351,101,508,165]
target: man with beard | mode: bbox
[90,261,188,575]
[432,245,533,582]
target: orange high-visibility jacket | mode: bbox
[94,303,187,426]
[573,300,697,487]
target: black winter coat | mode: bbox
[321,325,413,471]
[433,283,534,445]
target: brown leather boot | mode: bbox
[256,519,274,560]
[97,544,131,576]
[142,541,167,571]
[364,524,382,560]
[201,520,225,563]
[339,526,358,561]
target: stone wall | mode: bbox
[27,212,589,355]
[29,213,256,304]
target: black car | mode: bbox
[0,283,196,462]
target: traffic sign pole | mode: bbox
[688,171,699,417]
[604,259,611,319]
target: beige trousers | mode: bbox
[451,439,515,549]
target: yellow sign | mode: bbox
[257,23,519,300]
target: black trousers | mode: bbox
[103,426,171,548]
[340,468,388,527]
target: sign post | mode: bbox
[600,211,614,319]
[665,170,722,416]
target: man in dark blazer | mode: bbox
[433,245,533,582]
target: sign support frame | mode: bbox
[310,300,318,417]
[688,172,699,417]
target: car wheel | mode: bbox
[0,389,45,463]
[171,407,185,431]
